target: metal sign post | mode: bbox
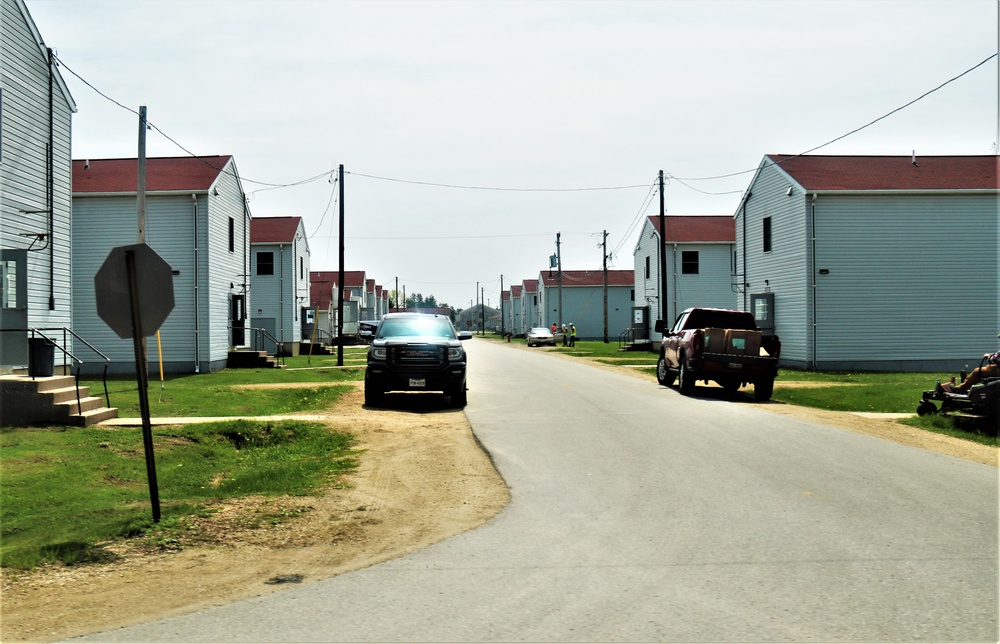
[95,242,175,523]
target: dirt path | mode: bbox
[2,350,995,642]
[1,385,509,642]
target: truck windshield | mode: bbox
[678,310,757,331]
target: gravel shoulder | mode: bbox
[2,346,995,642]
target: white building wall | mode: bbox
[737,162,811,367]
[633,218,736,341]
[72,191,243,373]
[205,161,251,361]
[1,0,75,369]
[812,193,997,370]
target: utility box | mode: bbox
[632,306,650,341]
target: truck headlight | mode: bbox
[447,347,464,361]
[370,347,387,360]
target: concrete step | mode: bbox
[54,395,106,417]
[44,385,94,404]
[72,407,119,427]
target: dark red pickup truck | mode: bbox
[654,307,781,400]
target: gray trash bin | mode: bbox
[28,338,55,377]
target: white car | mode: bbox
[526,327,556,347]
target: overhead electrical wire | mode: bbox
[671,51,999,182]
[347,171,650,193]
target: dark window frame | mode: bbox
[256,251,274,276]
[763,217,772,253]
[681,250,699,275]
[228,217,235,253]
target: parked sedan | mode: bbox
[526,327,556,347]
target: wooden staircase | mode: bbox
[227,350,284,369]
[0,375,119,427]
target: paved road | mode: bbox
[80,339,999,642]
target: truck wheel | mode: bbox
[656,355,676,386]
[678,359,695,395]
[364,384,385,407]
[754,379,774,401]
[450,385,468,408]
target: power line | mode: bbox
[347,171,650,192]
[671,52,999,182]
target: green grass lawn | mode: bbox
[1,419,357,569]
[85,350,367,418]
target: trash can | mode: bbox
[28,337,55,377]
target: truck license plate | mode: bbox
[409,378,426,387]
[728,363,743,369]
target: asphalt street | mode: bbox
[78,338,999,642]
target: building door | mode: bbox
[230,294,246,346]
[251,317,277,354]
[0,250,29,367]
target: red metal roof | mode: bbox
[251,216,302,243]
[309,271,337,309]
[342,271,366,288]
[767,154,998,191]
[522,279,539,292]
[646,215,734,243]
[511,285,523,296]
[539,270,633,287]
[73,156,233,193]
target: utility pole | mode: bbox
[394,276,399,312]
[137,106,147,243]
[658,170,668,324]
[481,286,485,335]
[475,282,479,333]
[602,229,609,343]
[500,275,505,337]
[336,164,345,366]
[556,232,563,330]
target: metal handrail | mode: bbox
[2,327,113,411]
[33,327,113,408]
[245,326,285,366]
[618,326,634,351]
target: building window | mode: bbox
[256,251,274,275]
[644,255,650,280]
[763,217,772,253]
[228,218,235,253]
[299,257,304,280]
[630,289,635,301]
[681,251,699,274]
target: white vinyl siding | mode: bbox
[72,163,250,373]
[1,0,76,369]
[634,218,737,337]
[736,162,811,366]
[738,155,999,371]
[813,193,997,369]
[249,218,309,348]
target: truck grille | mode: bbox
[388,345,445,367]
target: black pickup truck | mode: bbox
[655,307,781,400]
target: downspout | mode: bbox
[243,195,250,343]
[741,191,751,310]
[672,243,678,323]
[47,48,55,310]
[192,193,201,373]
[810,193,818,369]
[279,244,285,351]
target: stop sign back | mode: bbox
[94,243,175,339]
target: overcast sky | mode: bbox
[27,0,999,310]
